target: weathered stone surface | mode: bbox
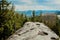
[7,22,59,40]
[58,15,60,19]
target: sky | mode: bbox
[8,0,60,11]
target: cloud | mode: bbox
[19,0,38,5]
[36,0,60,10]
[53,0,60,4]
[15,5,56,11]
[44,0,60,5]
[20,0,32,3]
[8,0,37,5]
[8,0,60,11]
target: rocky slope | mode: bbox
[7,22,59,40]
[57,15,60,19]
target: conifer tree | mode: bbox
[32,10,35,22]
[0,0,11,40]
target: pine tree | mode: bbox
[0,0,28,40]
[0,0,11,40]
[32,10,35,22]
[0,0,10,25]
[39,11,42,22]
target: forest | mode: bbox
[0,0,60,40]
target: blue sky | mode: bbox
[8,0,60,11]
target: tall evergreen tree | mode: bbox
[31,10,35,22]
[0,0,11,40]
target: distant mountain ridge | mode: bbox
[16,10,60,16]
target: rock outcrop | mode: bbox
[7,22,59,40]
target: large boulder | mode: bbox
[7,22,59,40]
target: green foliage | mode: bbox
[57,19,60,36]
[31,11,36,22]
[30,11,60,36]
[0,0,60,40]
[0,0,27,40]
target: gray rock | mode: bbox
[7,22,59,40]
